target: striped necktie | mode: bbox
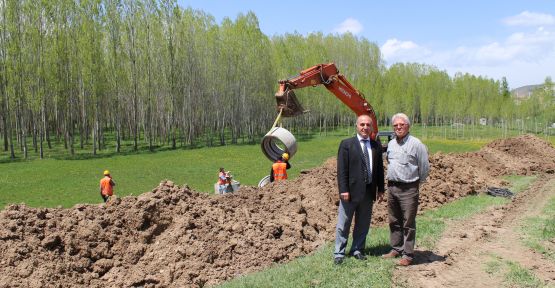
[361,139,371,184]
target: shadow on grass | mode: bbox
[365,244,392,257]
[0,157,27,164]
[365,245,446,266]
[42,135,319,161]
[50,143,218,161]
[1,129,325,162]
[292,132,317,142]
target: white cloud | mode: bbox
[471,27,555,65]
[440,28,555,86]
[332,18,363,35]
[474,42,524,63]
[381,26,555,87]
[381,38,430,62]
[503,11,555,27]
[507,27,554,45]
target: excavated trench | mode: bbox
[1,134,555,287]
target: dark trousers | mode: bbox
[101,192,109,203]
[387,181,419,259]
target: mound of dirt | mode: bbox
[1,134,554,287]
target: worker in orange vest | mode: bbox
[99,170,116,203]
[270,153,291,182]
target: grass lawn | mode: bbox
[0,132,346,208]
[0,125,553,209]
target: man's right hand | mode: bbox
[340,192,350,202]
[376,191,384,203]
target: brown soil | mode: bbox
[1,134,555,287]
[393,172,555,288]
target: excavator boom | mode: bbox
[275,63,378,139]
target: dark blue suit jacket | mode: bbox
[337,136,385,203]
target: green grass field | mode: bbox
[0,125,553,208]
[0,131,347,208]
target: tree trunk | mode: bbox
[92,110,97,155]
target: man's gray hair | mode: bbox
[391,113,411,126]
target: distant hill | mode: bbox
[511,84,543,100]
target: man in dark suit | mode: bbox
[333,114,385,264]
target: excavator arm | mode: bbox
[275,63,379,139]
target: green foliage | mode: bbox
[1,0,554,161]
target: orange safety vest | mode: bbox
[100,176,114,196]
[272,162,288,181]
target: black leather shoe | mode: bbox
[353,253,367,260]
[334,257,344,265]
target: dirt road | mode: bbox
[0,134,554,287]
[394,175,555,287]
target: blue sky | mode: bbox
[177,1,554,88]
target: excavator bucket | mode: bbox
[275,90,307,117]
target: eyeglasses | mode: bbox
[393,123,406,128]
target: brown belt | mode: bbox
[388,180,419,186]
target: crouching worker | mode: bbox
[100,170,116,203]
[218,167,229,194]
[270,153,291,182]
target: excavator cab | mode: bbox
[376,131,395,152]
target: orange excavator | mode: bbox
[259,63,389,187]
[275,62,379,140]
[261,63,391,161]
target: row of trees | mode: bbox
[1,0,553,159]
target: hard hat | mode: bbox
[103,170,110,176]
[282,153,289,161]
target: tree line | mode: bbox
[0,0,553,159]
